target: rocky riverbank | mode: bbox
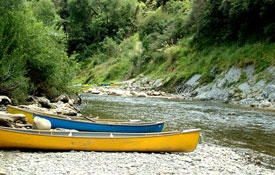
[0,143,273,175]
[84,65,275,112]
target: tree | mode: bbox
[0,0,32,103]
[22,7,76,99]
[29,0,57,26]
[66,0,95,56]
[66,0,137,60]
[52,0,70,32]
[193,0,275,46]
[0,0,77,103]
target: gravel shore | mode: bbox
[0,143,273,175]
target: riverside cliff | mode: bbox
[85,64,275,111]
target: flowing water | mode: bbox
[79,93,275,169]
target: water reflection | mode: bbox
[79,94,275,168]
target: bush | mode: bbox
[0,1,78,103]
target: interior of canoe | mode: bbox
[1,127,182,138]
[8,105,163,125]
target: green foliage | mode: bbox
[22,19,77,99]
[0,52,31,104]
[0,0,78,103]
[65,0,137,60]
[76,34,144,85]
[29,0,58,26]
[137,9,171,71]
[100,37,120,58]
[164,0,196,40]
[3,0,275,99]
[0,0,24,10]
[0,0,31,103]
[62,0,275,94]
[193,0,275,47]
[136,1,194,73]
[67,0,275,95]
[138,9,168,42]
[104,61,130,82]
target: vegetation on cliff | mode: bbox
[71,0,275,92]
[1,0,275,103]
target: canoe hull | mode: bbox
[7,105,164,133]
[0,127,200,152]
[7,105,34,123]
[35,113,164,133]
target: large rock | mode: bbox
[108,89,125,96]
[176,74,201,94]
[0,112,27,127]
[0,96,11,105]
[216,66,241,88]
[238,82,250,94]
[152,79,162,88]
[36,97,54,109]
[32,117,51,130]
[252,79,265,92]
[52,103,78,116]
[88,88,101,94]
[262,84,275,102]
[53,94,70,103]
[195,87,230,101]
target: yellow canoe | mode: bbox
[0,127,201,152]
[7,105,34,123]
[7,105,148,124]
[6,105,143,124]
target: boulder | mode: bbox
[136,92,148,97]
[32,117,51,130]
[109,89,125,96]
[0,96,11,105]
[152,79,162,88]
[88,88,101,94]
[52,103,78,116]
[238,82,250,94]
[0,112,27,127]
[36,97,54,109]
[54,94,70,103]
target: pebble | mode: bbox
[0,143,273,175]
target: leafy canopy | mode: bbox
[0,0,77,103]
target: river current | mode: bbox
[79,93,275,169]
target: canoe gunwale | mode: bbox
[7,105,164,126]
[0,126,200,139]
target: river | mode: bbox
[79,93,275,169]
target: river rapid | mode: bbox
[79,93,275,169]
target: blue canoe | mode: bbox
[34,113,164,133]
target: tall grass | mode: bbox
[77,34,275,91]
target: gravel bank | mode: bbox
[0,143,273,175]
